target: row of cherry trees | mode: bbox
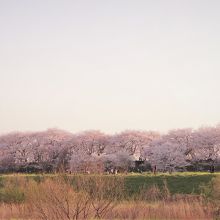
[0,126,220,173]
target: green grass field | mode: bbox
[0,172,218,201]
[124,172,219,195]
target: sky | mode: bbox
[0,0,220,134]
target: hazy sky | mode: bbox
[0,0,220,134]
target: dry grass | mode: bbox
[211,175,220,218]
[0,175,219,220]
[0,203,26,219]
[0,199,215,220]
[107,199,214,220]
[24,176,125,219]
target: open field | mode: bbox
[124,172,219,195]
[0,172,219,197]
[0,172,219,219]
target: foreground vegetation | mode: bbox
[0,172,219,219]
[0,172,218,198]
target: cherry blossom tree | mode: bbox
[0,126,220,173]
[107,130,159,158]
[73,130,109,155]
[191,126,220,164]
[147,139,189,171]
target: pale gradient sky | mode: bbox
[0,0,220,134]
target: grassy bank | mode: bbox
[0,172,219,219]
[0,172,218,199]
[125,172,218,195]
